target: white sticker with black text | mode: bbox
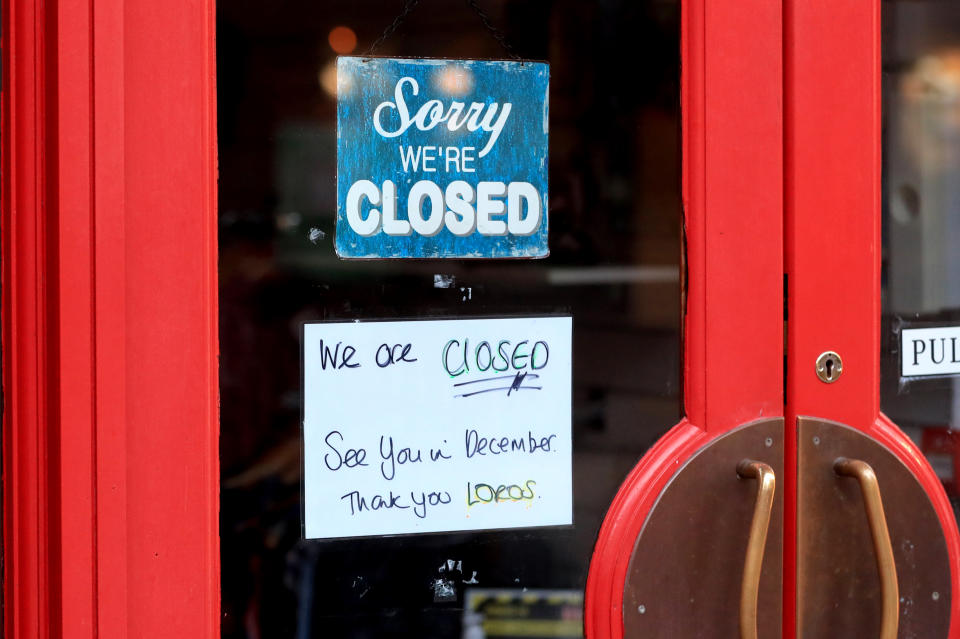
[902,326,960,377]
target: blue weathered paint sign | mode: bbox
[336,56,549,259]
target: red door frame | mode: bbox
[2,0,219,637]
[4,0,958,638]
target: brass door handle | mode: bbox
[834,458,899,639]
[736,460,776,639]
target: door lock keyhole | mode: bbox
[816,351,843,383]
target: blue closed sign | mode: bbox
[336,56,549,259]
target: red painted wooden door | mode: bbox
[586,2,960,639]
[3,0,218,636]
[5,0,960,638]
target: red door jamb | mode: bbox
[3,0,54,634]
[3,0,220,637]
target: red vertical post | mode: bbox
[2,0,53,635]
[122,0,220,634]
[687,0,784,433]
[784,2,881,431]
[784,5,883,636]
[3,0,220,636]
[785,1,960,635]
[55,0,97,635]
[92,0,129,635]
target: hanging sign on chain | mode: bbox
[335,56,550,259]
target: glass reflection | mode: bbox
[882,1,960,518]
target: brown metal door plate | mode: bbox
[796,417,951,638]
[624,418,784,638]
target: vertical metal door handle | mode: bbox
[834,458,900,639]
[736,460,776,639]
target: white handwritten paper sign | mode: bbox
[335,57,550,259]
[302,316,572,539]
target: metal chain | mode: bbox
[364,0,422,56]
[465,0,521,60]
[363,0,521,61]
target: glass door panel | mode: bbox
[217,2,681,637]
[882,0,960,521]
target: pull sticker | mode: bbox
[901,326,960,377]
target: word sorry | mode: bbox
[373,77,511,158]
